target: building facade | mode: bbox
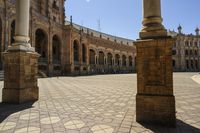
[0,0,136,76]
[169,26,200,72]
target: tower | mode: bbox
[178,24,182,34]
[195,27,199,36]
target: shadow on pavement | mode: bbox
[0,102,34,123]
[139,119,200,133]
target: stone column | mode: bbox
[136,0,176,126]
[8,0,34,51]
[140,0,167,39]
[2,0,39,104]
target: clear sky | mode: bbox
[65,0,200,40]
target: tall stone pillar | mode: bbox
[136,0,176,126]
[2,0,39,104]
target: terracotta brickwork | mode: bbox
[0,0,136,76]
[2,51,39,103]
[135,38,176,126]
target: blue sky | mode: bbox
[65,0,200,40]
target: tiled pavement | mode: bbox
[0,73,200,133]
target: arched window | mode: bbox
[35,0,41,12]
[186,60,189,69]
[35,29,48,59]
[195,60,198,69]
[185,50,188,56]
[107,53,113,66]
[185,41,189,47]
[52,0,59,10]
[172,50,176,55]
[190,50,193,56]
[122,55,127,67]
[89,49,95,65]
[10,20,15,45]
[73,40,79,63]
[52,35,61,62]
[195,50,198,56]
[191,60,194,69]
[82,44,86,63]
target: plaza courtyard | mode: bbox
[0,73,200,133]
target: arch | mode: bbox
[52,35,61,63]
[115,54,120,66]
[89,49,95,65]
[99,51,105,65]
[82,44,87,63]
[107,53,113,66]
[10,20,15,45]
[73,40,79,63]
[122,55,127,67]
[129,56,133,67]
[35,29,48,59]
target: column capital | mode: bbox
[140,0,167,39]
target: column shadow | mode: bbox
[0,102,34,123]
[138,119,200,133]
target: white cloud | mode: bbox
[86,0,90,2]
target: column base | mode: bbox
[2,51,39,104]
[2,87,39,104]
[139,29,168,39]
[136,94,176,127]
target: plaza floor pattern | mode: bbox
[0,73,200,133]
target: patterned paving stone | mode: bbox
[0,73,200,133]
[14,127,40,133]
[91,125,114,133]
[0,122,16,131]
[20,113,38,120]
[64,120,85,129]
[40,117,60,124]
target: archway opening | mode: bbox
[52,35,61,63]
[89,49,95,65]
[73,40,79,64]
[99,51,104,65]
[10,20,15,45]
[115,54,120,66]
[129,56,133,67]
[82,44,86,63]
[35,29,48,61]
[122,55,127,67]
[107,53,113,66]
